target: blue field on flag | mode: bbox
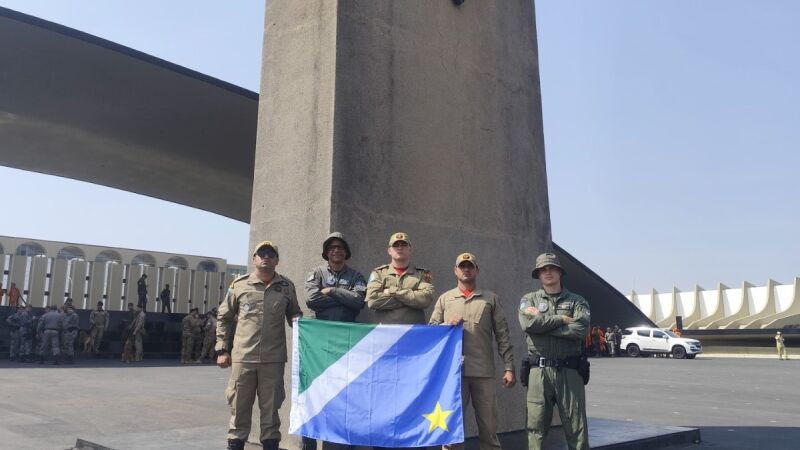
[290,319,464,448]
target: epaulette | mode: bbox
[374,264,390,270]
[229,273,249,288]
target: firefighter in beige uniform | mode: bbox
[216,240,302,450]
[429,253,515,450]
[366,232,434,325]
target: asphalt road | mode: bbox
[585,356,799,449]
[0,356,797,449]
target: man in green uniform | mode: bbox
[429,253,515,450]
[216,240,302,450]
[130,305,146,362]
[519,253,590,450]
[181,308,201,364]
[89,301,109,353]
[366,232,434,325]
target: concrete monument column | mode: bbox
[251,1,550,447]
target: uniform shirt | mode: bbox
[518,288,590,359]
[160,288,170,302]
[429,288,514,377]
[776,335,785,345]
[137,278,147,296]
[182,315,201,335]
[62,312,79,330]
[131,311,146,335]
[215,272,302,363]
[305,264,366,322]
[5,312,22,329]
[39,311,62,331]
[90,310,108,329]
[203,317,217,343]
[366,264,434,324]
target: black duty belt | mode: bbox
[530,354,580,370]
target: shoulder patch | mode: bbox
[306,272,315,282]
[422,270,433,284]
[368,271,379,284]
[519,298,528,311]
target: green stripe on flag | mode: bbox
[298,319,376,394]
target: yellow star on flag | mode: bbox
[422,402,453,433]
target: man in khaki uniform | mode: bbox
[429,253,515,450]
[216,240,302,450]
[366,232,434,325]
[130,305,146,362]
[89,301,109,353]
[519,253,590,450]
[181,308,201,364]
[775,331,789,360]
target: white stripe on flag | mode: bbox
[289,324,413,433]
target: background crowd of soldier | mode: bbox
[5,301,88,364]
[181,306,217,364]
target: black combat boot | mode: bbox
[227,438,245,450]
[261,438,279,450]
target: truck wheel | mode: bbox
[672,346,687,359]
[627,345,641,358]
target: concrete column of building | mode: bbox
[251,1,551,447]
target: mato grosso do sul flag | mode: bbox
[289,318,464,447]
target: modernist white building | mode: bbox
[0,235,246,313]
[627,278,800,330]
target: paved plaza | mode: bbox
[0,356,796,449]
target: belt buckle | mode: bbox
[538,358,546,368]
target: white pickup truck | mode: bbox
[620,327,703,359]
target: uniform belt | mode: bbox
[530,355,580,370]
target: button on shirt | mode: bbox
[216,272,302,363]
[430,288,514,377]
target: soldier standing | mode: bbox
[200,311,217,363]
[130,305,146,361]
[429,253,515,450]
[61,306,79,364]
[5,305,24,361]
[302,232,367,450]
[519,253,590,450]
[181,308,200,363]
[775,331,789,360]
[215,240,302,450]
[89,301,109,353]
[160,284,172,313]
[366,232,434,325]
[18,306,34,362]
[37,305,62,365]
[137,274,148,312]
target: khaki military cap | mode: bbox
[253,240,279,256]
[532,252,565,278]
[455,252,477,266]
[389,232,410,246]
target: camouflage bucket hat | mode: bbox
[531,252,566,278]
[322,232,352,261]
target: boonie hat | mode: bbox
[532,252,566,278]
[389,232,410,246]
[455,252,477,266]
[253,240,279,256]
[322,232,352,261]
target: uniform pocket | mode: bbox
[472,301,490,324]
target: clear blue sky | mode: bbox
[1,1,798,293]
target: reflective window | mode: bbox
[653,330,666,339]
[15,242,46,257]
[95,250,122,264]
[132,253,156,267]
[57,246,85,261]
[166,256,188,270]
[637,330,650,337]
[197,260,218,272]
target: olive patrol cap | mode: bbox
[389,232,410,246]
[322,232,352,260]
[455,252,477,266]
[532,252,566,278]
[253,240,279,256]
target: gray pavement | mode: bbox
[0,356,796,449]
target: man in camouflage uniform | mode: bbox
[61,306,79,364]
[5,305,24,361]
[430,253,516,450]
[302,232,367,450]
[366,232,434,325]
[181,308,201,364]
[89,301,109,353]
[519,253,590,450]
[18,306,34,362]
[216,240,302,450]
[37,305,62,365]
[130,305,146,361]
[200,311,217,363]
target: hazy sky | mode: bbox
[1,1,798,293]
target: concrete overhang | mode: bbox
[0,7,258,221]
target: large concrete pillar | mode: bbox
[251,1,550,446]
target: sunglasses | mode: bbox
[256,248,278,259]
[391,242,409,248]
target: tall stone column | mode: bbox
[250,1,550,447]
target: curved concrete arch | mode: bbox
[56,246,86,261]
[756,278,800,329]
[686,283,727,329]
[709,281,751,329]
[655,288,676,328]
[721,280,774,329]
[676,286,701,327]
[15,241,47,257]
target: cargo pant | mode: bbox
[90,326,105,352]
[445,376,501,450]
[181,333,194,362]
[8,329,20,358]
[19,334,32,357]
[133,333,143,361]
[777,344,789,360]
[526,367,588,450]
[61,330,77,357]
[201,336,215,362]
[40,329,61,357]
[225,362,284,442]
